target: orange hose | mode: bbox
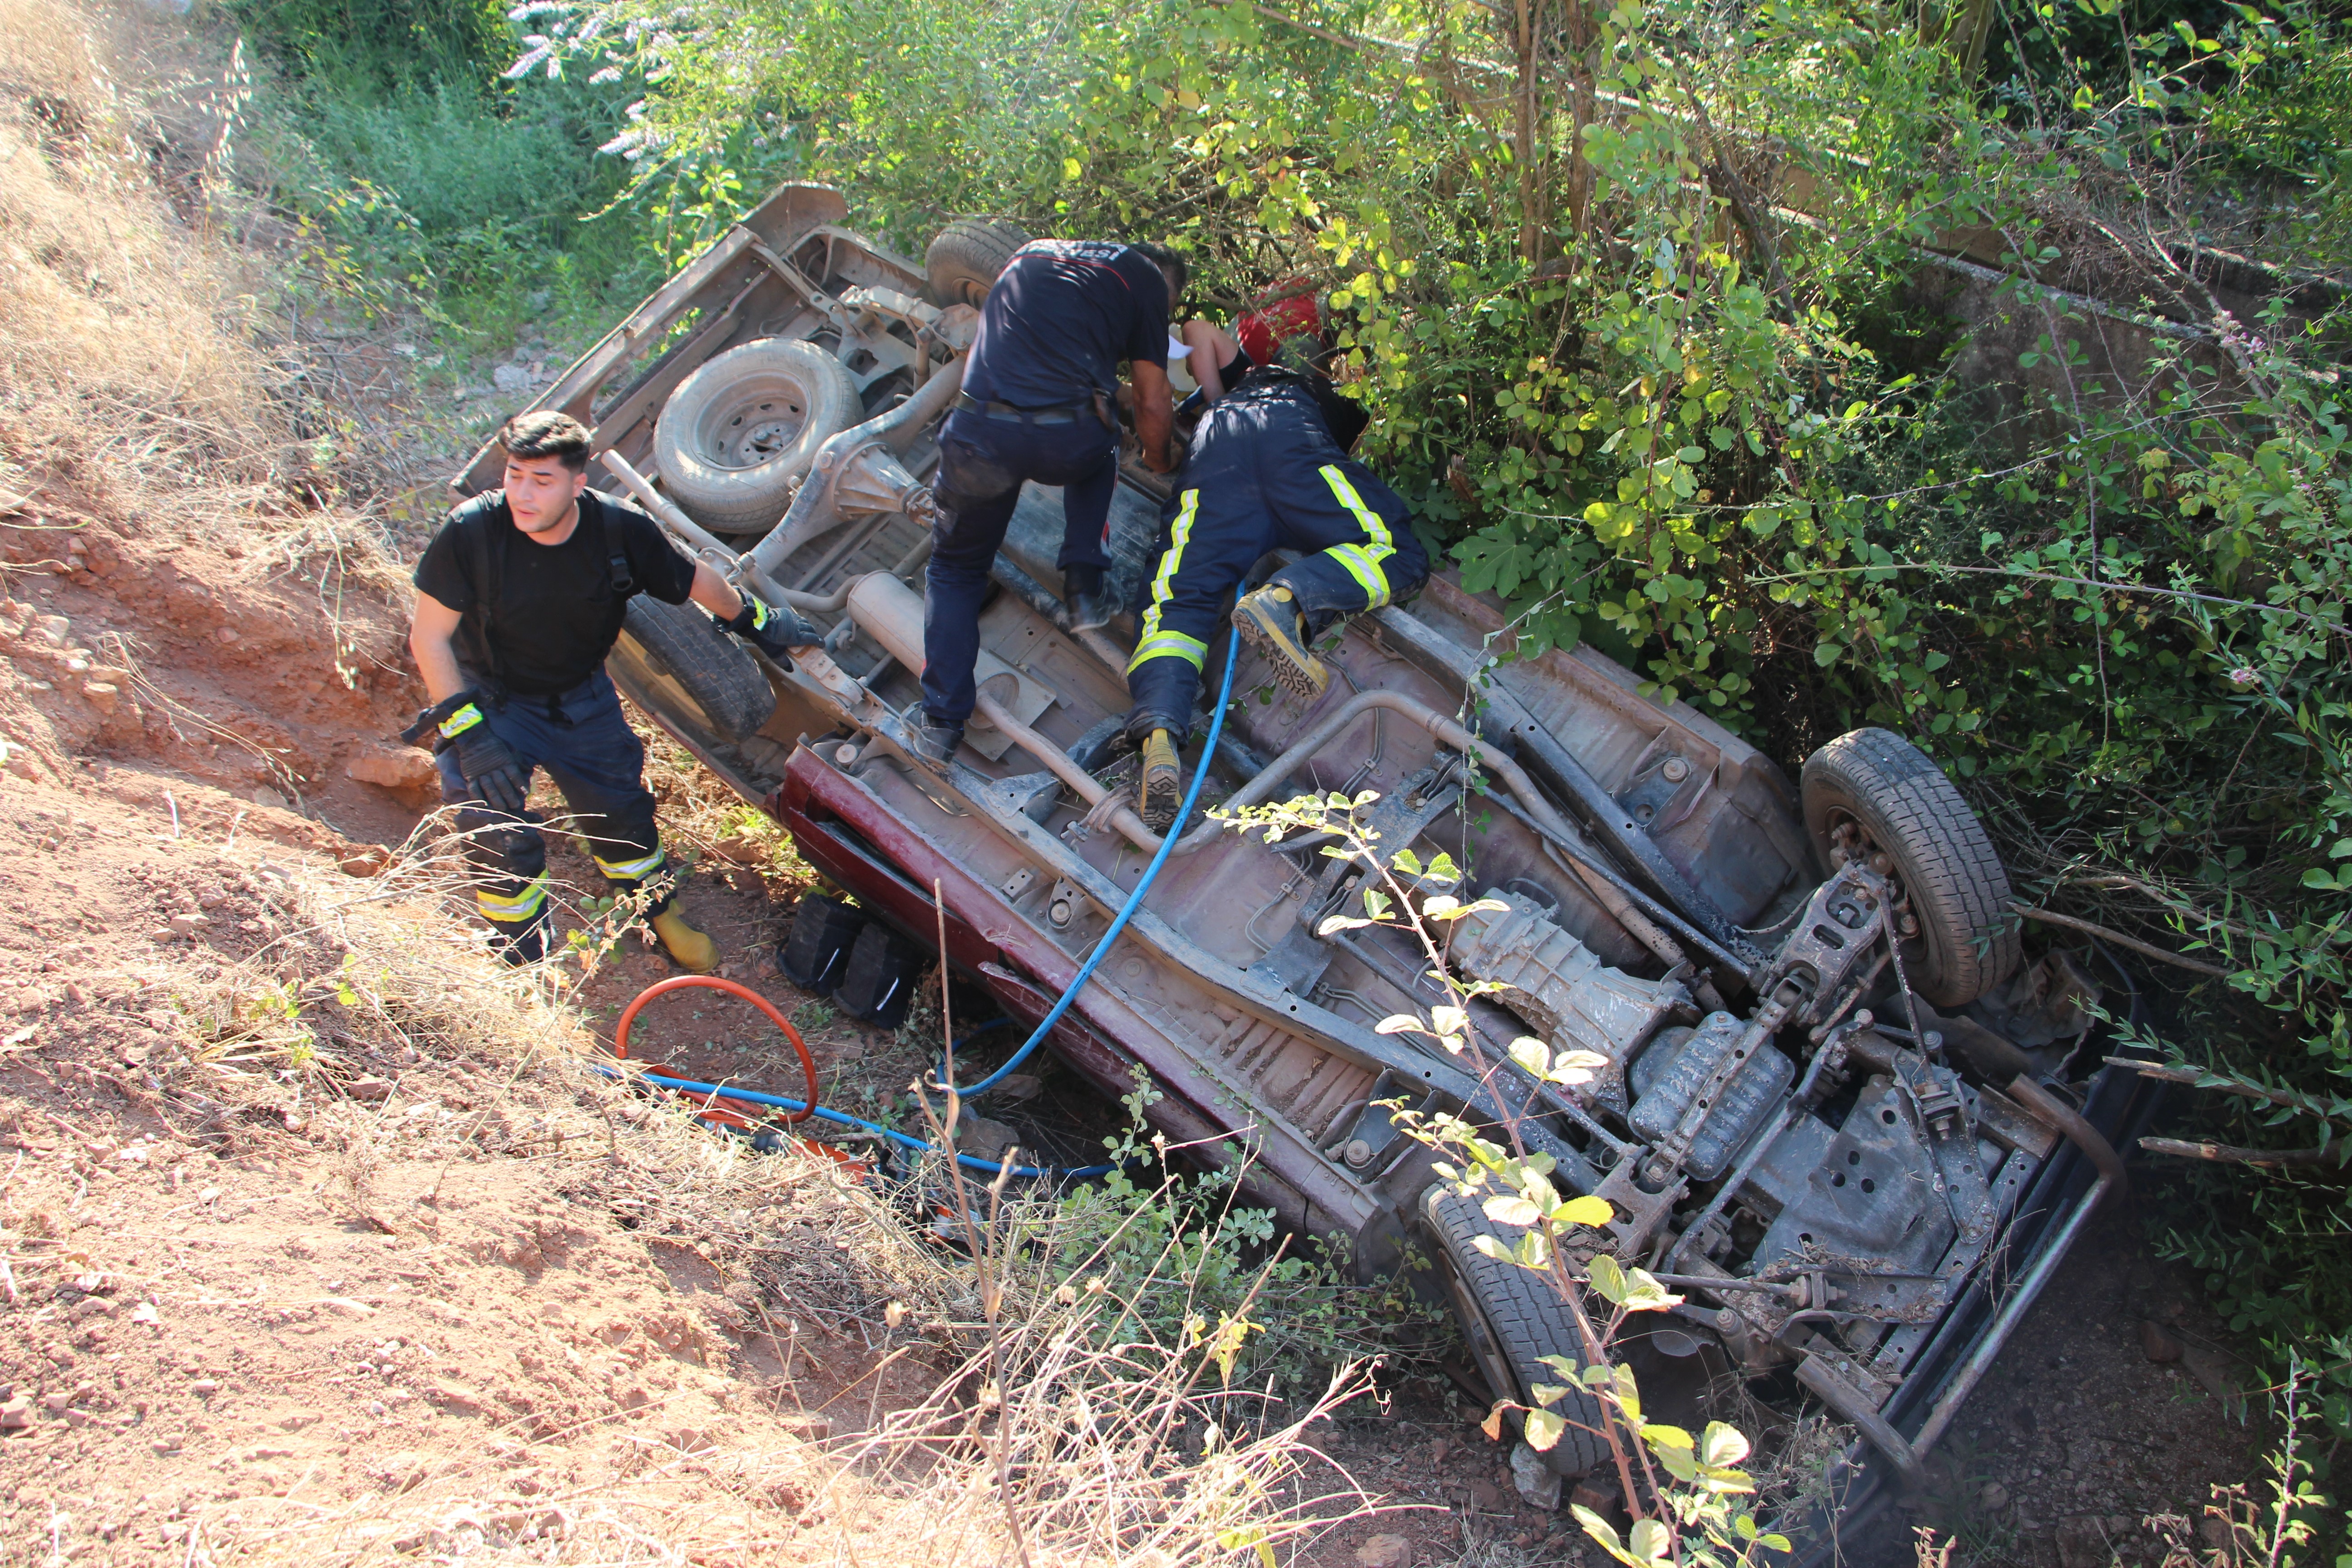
[612,974,820,1124]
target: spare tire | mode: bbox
[1421,1184,1611,1479]
[609,594,776,744]
[1800,727,2019,1007]
[653,338,861,534]
[925,217,1033,309]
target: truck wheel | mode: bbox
[925,217,1032,309]
[611,594,776,744]
[1421,1184,1611,1479]
[653,338,861,534]
[1801,727,2019,1007]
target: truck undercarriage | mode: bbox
[457,182,2160,1552]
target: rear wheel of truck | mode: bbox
[610,594,777,744]
[653,337,862,534]
[1800,726,2019,1008]
[1421,1183,1611,1480]
[925,217,1032,309]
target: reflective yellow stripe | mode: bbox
[1127,629,1208,672]
[593,849,667,882]
[476,878,549,920]
[1326,542,1392,606]
[1318,465,1397,607]
[1132,489,1200,665]
[439,703,485,740]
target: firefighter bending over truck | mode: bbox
[1125,358,1427,831]
[406,411,818,967]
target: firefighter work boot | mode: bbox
[490,916,548,968]
[906,706,963,776]
[649,908,720,974]
[1137,728,1184,833]
[1064,564,1115,634]
[1231,584,1328,702]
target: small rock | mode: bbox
[0,1395,31,1430]
[492,363,533,393]
[1354,1534,1413,1568]
[1568,1477,1618,1517]
[167,913,206,938]
[987,1073,1045,1104]
[250,786,284,808]
[2199,1516,2232,1549]
[1469,1478,1501,1509]
[778,1411,831,1440]
[82,681,118,713]
[1509,1441,1562,1510]
[35,615,69,643]
[189,1379,219,1396]
[345,1076,394,1102]
[344,744,438,793]
[2138,1320,2184,1363]
[1980,1481,2011,1510]
[215,627,239,644]
[41,1390,71,1412]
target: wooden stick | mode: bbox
[2102,1057,2323,1114]
[2009,902,2232,977]
[2137,1136,2348,1168]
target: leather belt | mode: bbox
[954,391,1084,425]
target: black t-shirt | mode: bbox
[1230,364,1372,453]
[413,488,697,696]
[960,240,1171,409]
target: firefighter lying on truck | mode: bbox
[1123,347,1427,833]
[405,410,818,968]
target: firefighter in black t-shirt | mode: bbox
[911,238,1187,771]
[407,411,818,968]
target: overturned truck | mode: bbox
[458,183,2157,1547]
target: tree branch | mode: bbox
[2138,1136,2350,1169]
[2009,901,2233,977]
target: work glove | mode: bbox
[431,696,530,815]
[721,594,818,668]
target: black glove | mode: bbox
[721,594,818,667]
[434,698,529,815]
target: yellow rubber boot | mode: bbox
[649,908,719,974]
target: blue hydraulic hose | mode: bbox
[943,632,1242,1100]
[628,1067,1114,1178]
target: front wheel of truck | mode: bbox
[610,595,777,745]
[1421,1183,1612,1479]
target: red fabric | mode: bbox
[1236,279,1323,365]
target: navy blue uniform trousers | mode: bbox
[921,406,1118,729]
[1126,378,1427,739]
[435,668,672,941]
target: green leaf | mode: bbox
[1524,1406,1566,1451]
[1532,1382,1573,1407]
[1642,1422,1695,1451]
[1558,1195,1615,1229]
[1813,642,1842,667]
[1470,1234,1513,1263]
[1423,895,1463,919]
[1539,1354,1582,1382]
[1588,1252,1630,1303]
[1573,1505,1631,1565]
[1627,1518,1673,1561]
[1510,1036,1552,1077]
[1484,1193,1543,1227]
[1375,1014,1421,1035]
[1317,915,1374,935]
[1700,1421,1751,1468]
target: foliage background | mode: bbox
[216,0,2349,1452]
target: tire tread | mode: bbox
[1800,727,2018,1006]
[614,595,776,743]
[1422,1184,1611,1477]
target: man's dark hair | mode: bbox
[1131,241,1189,306]
[498,409,593,473]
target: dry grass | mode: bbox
[98,801,1384,1565]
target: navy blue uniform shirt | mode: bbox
[959,240,1170,410]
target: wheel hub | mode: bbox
[710,397,808,468]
